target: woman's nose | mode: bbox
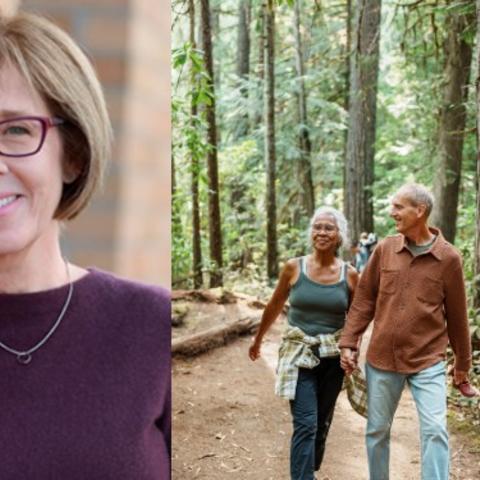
[0,156,10,174]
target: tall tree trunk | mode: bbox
[236,0,251,139]
[200,0,223,287]
[212,4,221,90]
[264,0,278,280]
[189,0,203,288]
[252,4,265,130]
[293,0,314,222]
[345,0,382,243]
[229,1,252,268]
[211,4,222,146]
[474,0,480,310]
[172,153,176,200]
[343,0,352,217]
[431,2,475,243]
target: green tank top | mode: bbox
[287,257,350,336]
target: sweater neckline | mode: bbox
[0,268,97,302]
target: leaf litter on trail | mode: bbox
[232,442,251,452]
[220,461,242,473]
[198,453,216,460]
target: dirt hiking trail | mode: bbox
[173,311,480,479]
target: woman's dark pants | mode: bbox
[289,357,344,480]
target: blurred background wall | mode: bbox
[4,0,171,288]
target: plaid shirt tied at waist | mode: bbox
[275,326,367,418]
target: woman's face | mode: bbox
[311,213,340,253]
[0,62,64,257]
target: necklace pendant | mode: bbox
[17,353,32,365]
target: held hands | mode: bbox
[340,348,358,375]
[249,337,262,361]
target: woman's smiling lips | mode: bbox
[0,193,22,215]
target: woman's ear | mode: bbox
[62,159,80,184]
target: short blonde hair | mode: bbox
[0,11,112,220]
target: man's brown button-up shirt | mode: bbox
[339,228,472,373]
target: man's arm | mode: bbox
[444,257,472,378]
[339,241,382,350]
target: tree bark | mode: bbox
[343,0,352,214]
[230,0,253,268]
[431,1,475,243]
[171,153,176,200]
[345,0,382,243]
[172,315,262,357]
[189,0,203,289]
[212,4,222,90]
[264,0,278,280]
[293,0,314,221]
[252,4,265,130]
[236,0,251,138]
[200,0,223,287]
[474,0,480,310]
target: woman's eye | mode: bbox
[5,125,30,135]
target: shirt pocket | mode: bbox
[416,276,444,305]
[379,269,399,294]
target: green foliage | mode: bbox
[172,0,478,306]
[173,43,214,106]
[172,0,480,435]
[172,41,213,284]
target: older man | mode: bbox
[339,183,472,480]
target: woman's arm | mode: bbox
[248,259,298,361]
[346,263,359,307]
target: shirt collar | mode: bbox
[394,226,443,260]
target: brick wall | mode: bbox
[16,0,171,287]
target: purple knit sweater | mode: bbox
[0,268,171,479]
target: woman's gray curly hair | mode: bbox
[307,206,350,254]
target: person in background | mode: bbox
[249,206,359,480]
[0,10,170,479]
[339,183,473,480]
[355,232,378,273]
[355,232,369,272]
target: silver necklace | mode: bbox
[0,261,73,365]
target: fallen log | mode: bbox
[172,289,285,314]
[172,314,262,357]
[172,289,237,304]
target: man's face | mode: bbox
[389,192,426,234]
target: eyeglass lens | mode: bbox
[0,118,45,157]
[312,224,337,233]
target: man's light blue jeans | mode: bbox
[365,361,449,480]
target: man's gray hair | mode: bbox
[397,183,434,218]
[307,206,350,252]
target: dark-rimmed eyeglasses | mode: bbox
[0,116,64,158]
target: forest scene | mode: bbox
[172,0,480,478]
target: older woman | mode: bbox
[0,10,169,479]
[249,207,359,480]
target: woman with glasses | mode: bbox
[249,207,359,480]
[0,10,170,479]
